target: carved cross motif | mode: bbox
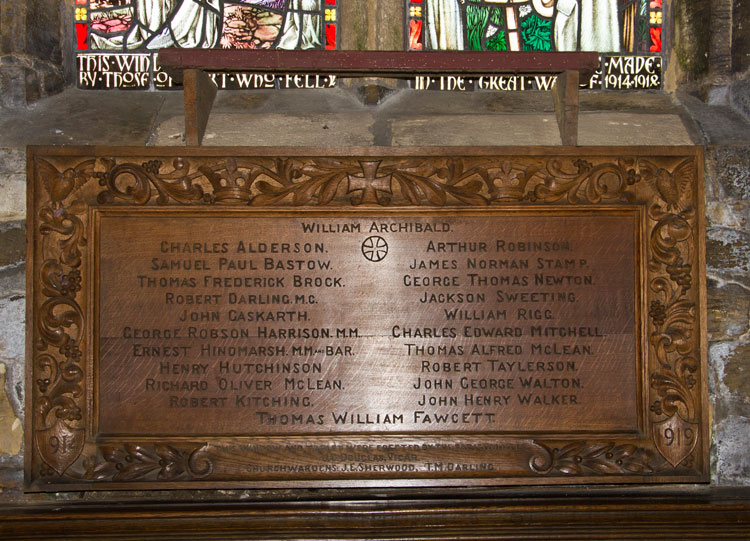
[347,161,392,205]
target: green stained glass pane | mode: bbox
[466,4,490,51]
[486,30,506,51]
[638,18,648,44]
[520,13,551,52]
[489,6,503,27]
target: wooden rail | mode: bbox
[157,49,601,146]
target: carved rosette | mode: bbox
[28,149,705,487]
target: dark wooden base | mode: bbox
[3,488,750,539]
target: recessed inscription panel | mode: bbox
[96,211,638,437]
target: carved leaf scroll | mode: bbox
[32,159,93,477]
[83,443,213,482]
[530,441,655,475]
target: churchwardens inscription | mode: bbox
[96,211,638,436]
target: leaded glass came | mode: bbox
[407,0,665,89]
[75,0,338,89]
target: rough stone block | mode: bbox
[0,454,23,495]
[0,221,25,269]
[711,340,750,398]
[154,113,376,147]
[0,148,26,175]
[722,342,750,398]
[0,363,22,457]
[706,200,749,229]
[714,415,750,485]
[0,54,63,107]
[708,0,733,76]
[730,78,750,122]
[579,114,692,145]
[706,146,750,200]
[393,115,561,146]
[33,58,64,97]
[0,65,32,108]
[0,262,23,307]
[732,0,750,73]
[706,227,750,288]
[0,148,26,219]
[0,294,24,356]
[0,293,24,426]
[340,0,369,51]
[672,0,710,76]
[0,2,27,55]
[25,0,62,65]
[707,283,750,341]
[0,176,25,219]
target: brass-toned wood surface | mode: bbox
[94,210,640,437]
[25,146,707,492]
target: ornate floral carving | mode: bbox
[97,158,205,205]
[83,443,213,482]
[32,159,94,477]
[639,168,701,468]
[94,157,514,207]
[530,441,655,475]
[531,158,640,204]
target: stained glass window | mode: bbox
[76,1,338,89]
[407,0,664,89]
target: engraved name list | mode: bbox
[96,212,639,437]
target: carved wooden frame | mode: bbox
[25,146,707,491]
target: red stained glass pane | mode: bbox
[326,23,336,50]
[411,0,422,3]
[650,0,662,8]
[409,19,423,50]
[76,23,87,50]
[75,0,86,4]
[325,0,336,4]
[650,27,662,52]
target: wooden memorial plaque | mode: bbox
[26,146,708,490]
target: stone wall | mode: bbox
[706,146,750,485]
[0,150,25,493]
[0,0,67,108]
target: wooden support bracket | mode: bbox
[159,50,599,146]
[184,69,217,146]
[552,70,580,146]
